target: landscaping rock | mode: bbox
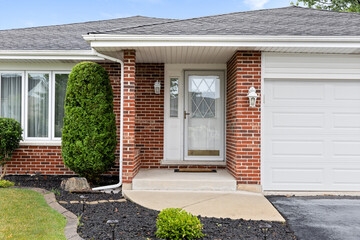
[61,177,91,192]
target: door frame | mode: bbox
[163,64,227,162]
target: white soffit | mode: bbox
[85,35,360,63]
[91,46,360,64]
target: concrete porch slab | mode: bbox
[123,190,285,222]
[132,169,236,191]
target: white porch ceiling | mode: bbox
[95,46,360,64]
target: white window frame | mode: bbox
[25,71,52,141]
[0,71,25,131]
[52,71,70,141]
[169,76,179,118]
[0,70,70,143]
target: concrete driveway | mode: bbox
[268,196,360,240]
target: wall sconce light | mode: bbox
[154,80,161,94]
[247,87,258,108]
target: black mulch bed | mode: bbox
[5,175,297,240]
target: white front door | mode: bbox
[184,71,224,161]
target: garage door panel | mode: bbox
[271,82,325,101]
[333,169,360,185]
[272,112,325,129]
[263,79,360,191]
[266,81,326,107]
[272,168,324,184]
[333,84,360,101]
[265,168,360,191]
[333,141,360,157]
[266,111,360,135]
[266,108,327,135]
[333,112,360,130]
[266,80,360,107]
[272,140,324,157]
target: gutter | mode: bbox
[82,34,360,51]
[91,49,124,191]
[83,34,360,42]
[0,50,104,61]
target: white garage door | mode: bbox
[263,79,360,191]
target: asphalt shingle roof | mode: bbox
[0,6,359,51]
[94,6,360,36]
[0,16,173,50]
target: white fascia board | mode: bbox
[83,34,360,49]
[0,50,104,60]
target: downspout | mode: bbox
[91,49,124,191]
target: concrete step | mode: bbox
[132,169,237,191]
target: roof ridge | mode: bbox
[0,15,173,32]
[88,18,185,34]
[89,6,297,34]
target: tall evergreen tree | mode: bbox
[62,62,117,182]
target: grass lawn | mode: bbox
[0,188,67,240]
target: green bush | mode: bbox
[156,208,204,240]
[0,179,15,188]
[62,62,117,182]
[0,118,23,180]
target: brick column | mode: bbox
[226,51,261,190]
[122,50,140,183]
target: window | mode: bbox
[27,73,50,138]
[0,71,69,141]
[0,73,22,123]
[189,75,219,118]
[170,77,179,117]
[54,74,68,138]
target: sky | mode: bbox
[0,0,294,30]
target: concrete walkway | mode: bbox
[123,190,285,222]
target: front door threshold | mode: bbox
[161,160,226,166]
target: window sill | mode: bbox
[20,141,61,147]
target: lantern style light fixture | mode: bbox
[247,86,258,108]
[154,80,161,94]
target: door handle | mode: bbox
[184,111,190,119]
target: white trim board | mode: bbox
[0,62,76,71]
[84,35,360,47]
[0,50,104,61]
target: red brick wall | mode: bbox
[135,63,164,168]
[6,146,73,175]
[226,51,261,185]
[121,50,139,183]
